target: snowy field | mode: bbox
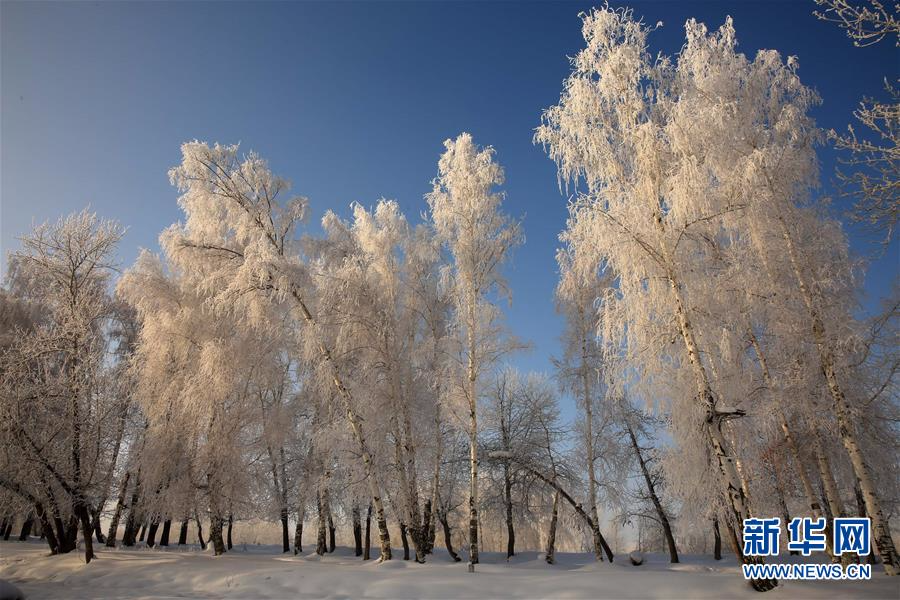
[1,541,897,600]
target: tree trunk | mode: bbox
[364,504,372,560]
[664,269,775,591]
[504,462,515,559]
[422,499,435,555]
[770,460,798,556]
[35,503,59,555]
[289,287,392,561]
[280,507,290,553]
[579,311,605,562]
[316,491,327,556]
[195,512,207,550]
[209,515,226,556]
[353,505,363,557]
[401,522,411,560]
[325,495,335,553]
[293,509,303,555]
[146,519,160,547]
[779,215,899,575]
[440,513,461,562]
[2,520,11,540]
[18,513,33,541]
[227,514,233,550]
[713,517,723,560]
[178,519,189,545]
[122,478,141,547]
[501,455,614,562]
[545,489,560,565]
[625,424,679,563]
[75,503,95,563]
[106,471,130,547]
[160,519,172,547]
[138,521,147,542]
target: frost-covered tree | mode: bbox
[0,211,125,563]
[427,133,522,566]
[163,142,394,560]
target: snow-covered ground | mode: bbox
[1,541,897,599]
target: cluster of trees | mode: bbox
[1,2,896,592]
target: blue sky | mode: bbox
[2,1,897,419]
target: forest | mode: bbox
[0,2,897,597]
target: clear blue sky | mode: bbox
[2,1,897,418]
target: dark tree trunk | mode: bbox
[18,513,33,541]
[422,499,435,554]
[138,521,147,542]
[626,424,679,563]
[363,504,372,560]
[280,508,290,553]
[439,513,461,562]
[3,519,13,540]
[327,515,336,553]
[209,515,226,556]
[545,490,560,565]
[352,505,363,557]
[75,502,95,563]
[226,515,233,550]
[106,472,130,547]
[35,503,59,555]
[195,513,207,550]
[316,491,327,556]
[146,520,160,547]
[400,522,410,560]
[504,464,515,559]
[123,474,142,547]
[91,502,106,544]
[293,518,303,555]
[160,519,172,546]
[178,519,189,545]
[713,517,722,561]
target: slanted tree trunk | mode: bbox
[146,519,160,547]
[178,519,189,545]
[2,519,12,540]
[748,330,835,558]
[400,522,410,560]
[91,505,106,544]
[663,265,775,591]
[439,512,461,562]
[106,471,130,547]
[352,505,362,556]
[713,518,723,560]
[778,215,899,575]
[625,424,679,563]
[138,522,147,542]
[364,504,372,560]
[770,461,798,556]
[35,503,59,555]
[288,286,392,561]
[195,512,207,550]
[160,519,172,547]
[545,489,560,565]
[18,513,33,541]
[497,455,614,562]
